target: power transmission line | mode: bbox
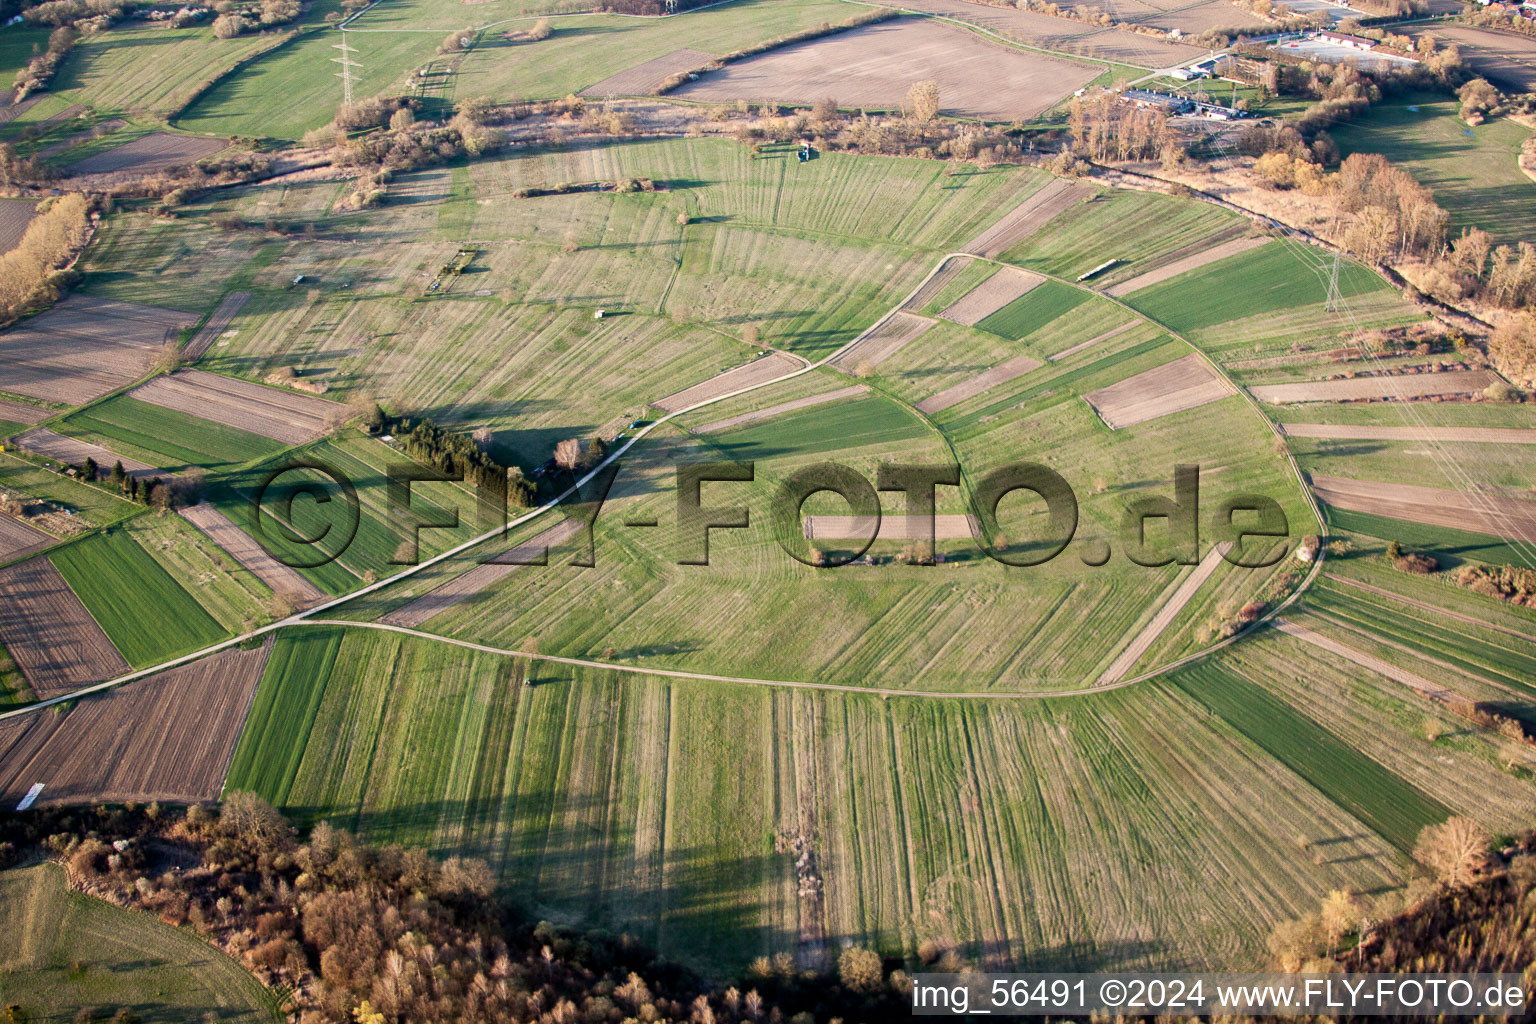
[332,34,361,106]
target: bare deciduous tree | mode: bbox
[554,438,581,472]
[1414,816,1491,887]
[908,80,940,124]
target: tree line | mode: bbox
[0,193,90,324]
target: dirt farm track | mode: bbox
[673,18,1100,122]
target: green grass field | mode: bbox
[49,527,225,666]
[1000,187,1240,281]
[1125,240,1390,334]
[974,279,1092,341]
[1167,661,1451,853]
[1330,92,1536,246]
[0,862,280,1023]
[62,396,287,473]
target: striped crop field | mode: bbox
[61,396,287,473]
[230,625,1441,975]
[48,527,225,666]
[999,188,1240,281]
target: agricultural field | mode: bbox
[0,863,280,1023]
[0,556,129,699]
[877,0,1213,66]
[1404,23,1536,93]
[999,187,1243,283]
[0,295,195,406]
[59,395,288,472]
[65,131,228,176]
[0,640,273,807]
[0,197,38,252]
[178,0,858,141]
[1125,240,1393,334]
[227,623,1482,974]
[1330,91,1536,245]
[672,18,1101,121]
[49,527,226,667]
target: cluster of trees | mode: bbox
[1327,152,1448,265]
[315,95,512,176]
[1452,561,1536,607]
[1464,2,1536,37]
[0,193,89,323]
[1268,817,1502,972]
[1416,232,1536,383]
[1490,312,1536,385]
[2,799,917,1024]
[1066,88,1177,164]
[386,415,535,510]
[1342,823,1536,976]
[212,0,301,38]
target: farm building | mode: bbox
[1316,30,1375,49]
[1169,66,1208,80]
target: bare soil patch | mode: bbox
[129,368,334,445]
[0,516,52,564]
[887,0,1213,65]
[803,513,979,540]
[0,295,194,406]
[0,199,38,254]
[1404,24,1536,92]
[583,48,718,96]
[1083,352,1233,429]
[381,519,583,628]
[1280,423,1536,444]
[940,267,1045,325]
[65,132,227,176]
[916,352,1044,413]
[1104,235,1269,297]
[831,312,935,373]
[694,385,867,433]
[180,291,250,361]
[1250,369,1498,404]
[0,557,128,699]
[0,640,272,807]
[15,428,164,480]
[962,178,1096,257]
[1310,474,1536,543]
[654,352,801,412]
[1049,319,1137,361]
[1098,542,1229,685]
[672,18,1099,122]
[177,502,324,607]
[0,399,51,426]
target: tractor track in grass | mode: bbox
[0,211,1329,717]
